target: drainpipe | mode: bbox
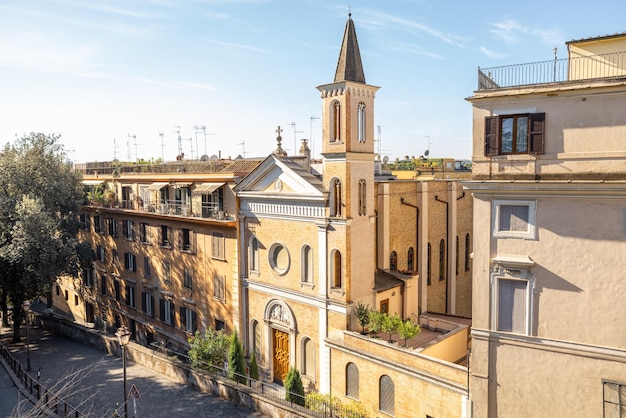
[400,198,420,315]
[434,195,449,314]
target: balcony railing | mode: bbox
[478,50,626,90]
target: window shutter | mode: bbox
[159,299,165,321]
[150,295,155,317]
[170,302,175,326]
[125,286,130,305]
[141,292,146,312]
[529,112,545,154]
[484,116,499,156]
[192,311,197,333]
[180,307,185,329]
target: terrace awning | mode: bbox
[147,182,169,191]
[82,179,105,186]
[192,182,224,195]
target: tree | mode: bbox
[249,351,259,381]
[228,331,246,384]
[187,328,229,370]
[398,319,421,347]
[354,301,371,334]
[381,314,402,343]
[284,367,305,406]
[0,133,90,342]
[368,310,384,336]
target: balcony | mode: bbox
[93,198,230,221]
[478,50,626,90]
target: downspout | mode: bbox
[434,195,449,314]
[400,198,420,315]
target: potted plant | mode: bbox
[354,301,371,335]
[368,310,384,338]
[381,314,402,343]
[398,319,421,348]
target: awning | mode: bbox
[192,182,224,194]
[492,254,534,268]
[171,182,191,189]
[82,179,105,186]
[148,182,169,191]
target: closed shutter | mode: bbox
[346,363,359,399]
[484,116,499,156]
[159,299,165,321]
[180,307,185,330]
[498,279,527,333]
[141,292,146,313]
[529,112,545,154]
[379,375,395,414]
[192,311,197,333]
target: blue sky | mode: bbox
[1,0,624,164]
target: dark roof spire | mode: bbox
[334,14,366,84]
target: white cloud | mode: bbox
[205,39,274,54]
[490,19,563,46]
[479,46,506,59]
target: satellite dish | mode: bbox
[209,155,219,161]
[235,154,243,159]
[424,149,430,157]
[383,156,389,164]
[200,154,209,162]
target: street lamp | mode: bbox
[22,300,31,371]
[115,325,131,418]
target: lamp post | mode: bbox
[115,325,131,418]
[22,300,31,371]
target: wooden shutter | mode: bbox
[484,116,499,156]
[192,311,197,333]
[180,307,185,329]
[159,299,165,321]
[141,292,146,313]
[529,112,545,154]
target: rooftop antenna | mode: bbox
[185,136,194,159]
[286,122,303,155]
[174,126,182,158]
[238,140,247,158]
[127,133,135,162]
[159,133,164,162]
[113,138,119,161]
[310,116,320,158]
[376,125,383,157]
[133,134,139,162]
[424,136,432,157]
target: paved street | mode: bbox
[0,325,266,418]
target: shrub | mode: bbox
[381,313,402,343]
[249,352,259,381]
[398,319,421,347]
[188,329,229,371]
[284,367,305,406]
[368,310,384,336]
[354,301,371,334]
[228,331,247,384]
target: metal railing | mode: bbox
[478,50,626,90]
[0,343,84,417]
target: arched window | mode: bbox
[456,236,460,275]
[358,179,366,216]
[302,338,316,378]
[346,362,359,399]
[329,178,342,217]
[390,251,397,271]
[357,102,366,143]
[301,245,313,284]
[251,319,261,357]
[249,236,259,273]
[427,243,432,285]
[465,233,471,271]
[379,375,394,415]
[407,247,414,271]
[331,100,341,142]
[331,249,342,288]
[439,239,446,281]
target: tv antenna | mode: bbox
[286,122,303,155]
[376,125,383,157]
[310,116,320,158]
[127,133,135,162]
[174,126,182,158]
[424,136,432,157]
[159,133,164,162]
[113,138,119,161]
[238,140,247,158]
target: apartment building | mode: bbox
[465,33,626,417]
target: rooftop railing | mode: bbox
[478,50,626,90]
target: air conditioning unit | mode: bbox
[159,204,167,214]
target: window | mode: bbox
[407,247,415,272]
[65,289,68,300]
[125,285,135,308]
[140,222,149,244]
[100,275,107,295]
[329,178,342,217]
[379,375,394,415]
[183,267,193,290]
[427,243,432,285]
[93,215,103,234]
[215,319,225,331]
[163,261,171,283]
[143,257,152,278]
[79,214,89,230]
[346,363,359,400]
[498,278,529,334]
[74,294,79,305]
[456,236,460,275]
[493,199,537,239]
[123,220,134,240]
[302,338,315,378]
[357,102,366,143]
[82,268,93,288]
[213,275,225,301]
[96,245,105,262]
[141,292,154,317]
[358,179,366,216]
[252,320,261,357]
[180,306,197,333]
[331,100,341,142]
[484,113,545,156]
[301,245,313,284]
[114,280,121,301]
[211,232,225,260]
[331,249,342,288]
[56,285,60,296]
[439,239,446,281]
[159,298,175,326]
[107,218,118,237]
[603,380,626,418]
[249,236,259,273]
[465,233,471,271]
[389,251,397,271]
[124,253,136,272]
[112,249,119,264]
[160,225,172,247]
[269,243,290,275]
[181,228,193,252]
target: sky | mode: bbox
[1,0,625,165]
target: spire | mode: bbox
[334,14,366,84]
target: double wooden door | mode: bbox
[273,328,290,383]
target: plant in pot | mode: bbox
[398,319,421,348]
[381,313,402,343]
[354,301,371,335]
[368,310,384,338]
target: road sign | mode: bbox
[128,384,141,399]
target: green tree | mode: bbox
[249,351,259,381]
[381,314,402,343]
[228,331,246,384]
[0,133,90,342]
[398,319,421,347]
[187,328,229,370]
[368,310,384,336]
[284,367,305,406]
[354,301,371,334]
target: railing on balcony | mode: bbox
[478,50,626,90]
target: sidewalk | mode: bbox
[1,324,265,417]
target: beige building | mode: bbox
[465,33,626,417]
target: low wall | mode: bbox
[36,315,311,418]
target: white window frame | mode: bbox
[490,261,535,336]
[493,199,537,239]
